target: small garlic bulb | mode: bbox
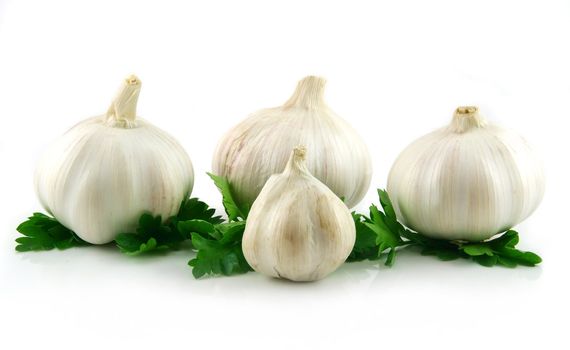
[212,76,372,209]
[387,106,545,241]
[242,146,356,282]
[34,75,194,244]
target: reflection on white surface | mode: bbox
[1,237,544,296]
[0,233,552,350]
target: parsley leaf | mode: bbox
[363,204,405,266]
[15,213,89,252]
[346,212,379,262]
[207,172,249,221]
[188,221,252,278]
[174,197,224,224]
[186,175,254,278]
[115,214,178,255]
[350,190,542,268]
[115,198,222,255]
[178,219,217,238]
[459,230,542,267]
[347,191,410,266]
[17,197,222,255]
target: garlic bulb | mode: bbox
[387,106,544,241]
[34,75,194,244]
[212,76,372,209]
[242,146,356,282]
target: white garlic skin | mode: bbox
[387,107,545,241]
[212,76,372,210]
[242,147,356,282]
[34,76,194,244]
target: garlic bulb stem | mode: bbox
[106,74,141,128]
[451,106,487,133]
[283,76,326,109]
[284,146,309,174]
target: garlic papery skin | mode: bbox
[34,75,194,244]
[212,76,372,210]
[242,146,356,282]
[387,106,545,241]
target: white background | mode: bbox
[1,0,568,349]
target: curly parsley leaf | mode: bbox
[15,213,89,252]
[188,221,252,278]
[207,172,248,221]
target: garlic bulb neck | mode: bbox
[283,146,309,174]
[451,106,487,133]
[106,75,141,128]
[283,76,326,109]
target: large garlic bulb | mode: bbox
[212,76,372,209]
[34,75,194,244]
[242,146,356,282]
[387,106,544,241]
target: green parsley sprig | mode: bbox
[15,197,222,255]
[187,174,253,278]
[187,221,252,278]
[206,173,249,221]
[349,189,542,267]
[115,197,223,255]
[16,213,89,252]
